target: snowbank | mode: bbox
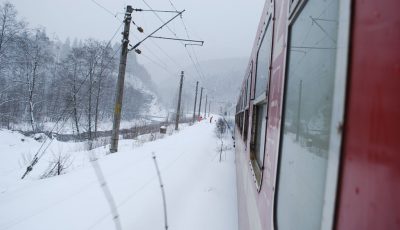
[0,119,237,230]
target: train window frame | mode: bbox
[273,0,351,229]
[243,66,253,142]
[244,83,247,110]
[243,109,249,141]
[254,12,273,102]
[242,88,246,111]
[245,79,249,109]
[249,4,275,191]
[289,0,303,19]
[246,62,253,106]
[249,100,267,190]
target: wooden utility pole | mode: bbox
[175,71,184,130]
[198,87,203,119]
[192,81,198,123]
[204,95,207,118]
[110,6,133,153]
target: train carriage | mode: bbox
[234,0,400,229]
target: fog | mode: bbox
[7,0,266,112]
[10,0,265,62]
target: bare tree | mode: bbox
[215,118,227,162]
[94,43,114,137]
[14,29,52,131]
[82,40,101,142]
[60,47,86,134]
[41,152,72,178]
[0,2,24,68]
[0,2,25,127]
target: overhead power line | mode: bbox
[141,52,176,77]
[90,0,121,19]
[165,0,208,80]
[140,0,206,83]
[90,0,206,85]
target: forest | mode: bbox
[0,2,157,137]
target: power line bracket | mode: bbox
[128,10,186,51]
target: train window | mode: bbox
[243,109,249,141]
[249,102,267,186]
[251,103,267,165]
[241,112,245,134]
[239,93,242,111]
[247,64,252,101]
[242,88,246,110]
[244,88,247,107]
[244,81,248,109]
[246,77,251,106]
[275,0,340,229]
[248,15,273,188]
[254,18,273,100]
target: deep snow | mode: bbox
[0,119,237,230]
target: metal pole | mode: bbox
[110,6,133,153]
[204,95,207,118]
[175,71,184,130]
[208,101,211,117]
[192,81,198,123]
[198,87,203,120]
[296,79,303,142]
[152,152,168,230]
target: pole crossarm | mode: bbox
[128,10,186,51]
[133,8,180,13]
[149,36,204,46]
[185,43,204,47]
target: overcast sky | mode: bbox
[8,0,265,78]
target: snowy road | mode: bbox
[0,120,238,230]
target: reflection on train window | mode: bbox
[250,103,267,184]
[255,19,273,100]
[276,0,339,229]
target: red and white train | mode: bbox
[234,0,400,229]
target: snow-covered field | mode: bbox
[0,119,237,230]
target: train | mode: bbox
[234,0,400,230]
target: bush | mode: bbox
[215,118,227,138]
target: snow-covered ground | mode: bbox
[10,118,167,135]
[0,119,237,230]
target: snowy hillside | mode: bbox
[125,73,167,119]
[154,57,247,108]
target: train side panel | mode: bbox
[336,0,400,229]
[236,0,400,229]
[235,0,290,229]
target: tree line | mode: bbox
[0,2,155,137]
